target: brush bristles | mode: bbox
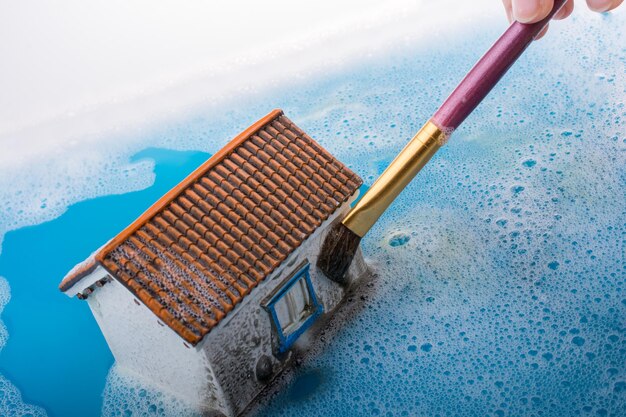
[317,222,362,285]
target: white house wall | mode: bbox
[63,264,108,297]
[86,278,229,415]
[200,196,363,416]
[76,191,365,416]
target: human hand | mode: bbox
[502,0,624,38]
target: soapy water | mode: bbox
[0,277,46,417]
[0,8,624,417]
[0,149,211,417]
[101,366,202,417]
[247,12,626,417]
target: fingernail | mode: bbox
[512,0,544,23]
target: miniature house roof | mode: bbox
[59,109,362,345]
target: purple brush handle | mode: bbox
[432,0,567,132]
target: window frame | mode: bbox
[264,261,323,354]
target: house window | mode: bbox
[265,262,322,354]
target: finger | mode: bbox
[512,0,555,23]
[502,0,514,22]
[534,22,550,39]
[554,0,575,19]
[586,0,624,11]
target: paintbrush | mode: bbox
[318,0,568,283]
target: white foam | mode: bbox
[0,147,155,255]
[101,365,202,417]
[0,374,47,417]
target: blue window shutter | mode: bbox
[265,263,323,354]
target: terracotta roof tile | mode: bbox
[59,109,362,345]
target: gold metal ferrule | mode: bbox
[342,120,447,237]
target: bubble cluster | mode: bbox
[101,366,202,417]
[0,148,155,256]
[0,374,47,417]
[388,232,411,247]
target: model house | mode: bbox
[59,109,366,417]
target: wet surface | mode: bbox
[0,11,624,417]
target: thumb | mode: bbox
[511,0,554,23]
